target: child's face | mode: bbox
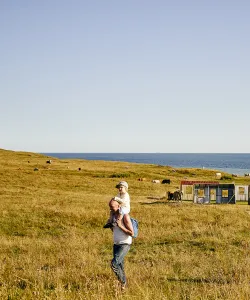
[118,185,126,194]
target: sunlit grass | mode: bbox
[1,148,250,299]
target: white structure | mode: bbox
[235,185,249,201]
[215,172,222,179]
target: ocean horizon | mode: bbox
[41,153,250,176]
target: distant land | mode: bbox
[42,153,250,176]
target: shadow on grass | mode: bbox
[147,196,166,200]
[140,201,181,205]
[166,277,230,284]
[155,240,216,251]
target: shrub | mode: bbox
[109,173,130,178]
[221,175,232,180]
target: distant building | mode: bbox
[180,181,238,204]
[235,185,249,201]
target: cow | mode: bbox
[168,190,182,201]
[46,160,52,164]
[162,179,171,184]
[167,191,174,200]
[138,178,146,181]
[152,180,161,183]
[173,190,183,201]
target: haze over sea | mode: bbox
[42,153,250,176]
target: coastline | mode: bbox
[41,153,250,176]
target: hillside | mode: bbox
[1,149,250,299]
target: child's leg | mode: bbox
[119,207,130,216]
[117,207,130,221]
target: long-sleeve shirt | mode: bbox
[114,192,130,212]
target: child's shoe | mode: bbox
[103,222,113,228]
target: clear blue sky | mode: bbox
[1,1,249,153]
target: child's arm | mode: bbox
[114,196,124,204]
[114,193,130,205]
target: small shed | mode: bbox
[181,181,219,201]
[193,183,235,204]
[216,184,235,204]
[235,185,249,202]
[193,183,219,204]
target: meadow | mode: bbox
[1,148,250,300]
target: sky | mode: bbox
[1,1,250,153]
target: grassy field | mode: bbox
[1,149,250,299]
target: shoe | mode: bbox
[121,282,126,291]
[103,222,113,228]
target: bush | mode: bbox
[109,173,130,178]
[221,175,232,180]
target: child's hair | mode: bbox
[115,181,128,190]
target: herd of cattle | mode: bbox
[138,178,182,201]
[34,161,182,201]
[232,173,250,177]
[138,178,171,184]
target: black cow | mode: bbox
[167,191,174,200]
[167,190,182,201]
[162,179,171,184]
[173,190,182,201]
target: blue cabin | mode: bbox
[193,183,235,204]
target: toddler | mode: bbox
[103,181,130,228]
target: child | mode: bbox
[103,181,130,228]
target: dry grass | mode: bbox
[1,148,250,299]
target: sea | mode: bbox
[41,153,250,176]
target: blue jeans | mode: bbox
[111,244,131,284]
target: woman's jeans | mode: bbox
[111,244,131,284]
